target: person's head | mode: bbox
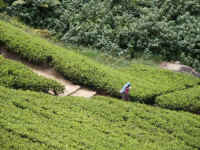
[127,82,131,88]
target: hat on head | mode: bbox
[120,82,131,93]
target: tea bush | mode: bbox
[0,0,7,9]
[0,86,200,150]
[0,20,126,96]
[4,0,200,71]
[1,20,200,111]
[156,86,200,113]
[0,55,64,93]
[119,64,200,112]
[120,63,200,94]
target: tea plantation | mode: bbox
[0,55,64,93]
[0,86,200,150]
[156,86,200,113]
[4,0,200,72]
[0,18,200,150]
[0,20,200,113]
[119,63,200,101]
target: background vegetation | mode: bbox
[2,0,200,71]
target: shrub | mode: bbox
[0,20,200,109]
[4,0,200,72]
[0,20,126,96]
[0,55,64,93]
[119,63,200,102]
[155,86,200,113]
[3,0,15,5]
[0,86,200,149]
[0,0,7,9]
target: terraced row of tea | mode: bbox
[0,86,200,150]
[0,20,200,113]
[0,55,64,93]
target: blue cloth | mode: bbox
[120,82,131,93]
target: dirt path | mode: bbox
[0,49,96,98]
[160,61,200,78]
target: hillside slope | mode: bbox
[0,86,200,150]
[3,0,200,71]
[0,55,64,93]
[0,20,200,113]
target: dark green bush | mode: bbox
[6,0,65,32]
[3,0,15,5]
[0,55,64,93]
[4,0,200,71]
[0,0,7,9]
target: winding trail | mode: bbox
[0,49,96,98]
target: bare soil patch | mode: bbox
[160,61,200,78]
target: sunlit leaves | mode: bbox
[0,86,200,149]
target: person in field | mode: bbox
[120,82,131,101]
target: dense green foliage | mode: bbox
[118,64,200,106]
[0,20,126,97]
[0,86,200,150]
[0,0,7,9]
[1,20,200,105]
[4,0,200,71]
[0,55,64,93]
[1,2,200,149]
[0,10,200,149]
[119,63,200,93]
[156,86,200,113]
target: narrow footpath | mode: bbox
[0,49,96,98]
[160,61,200,78]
